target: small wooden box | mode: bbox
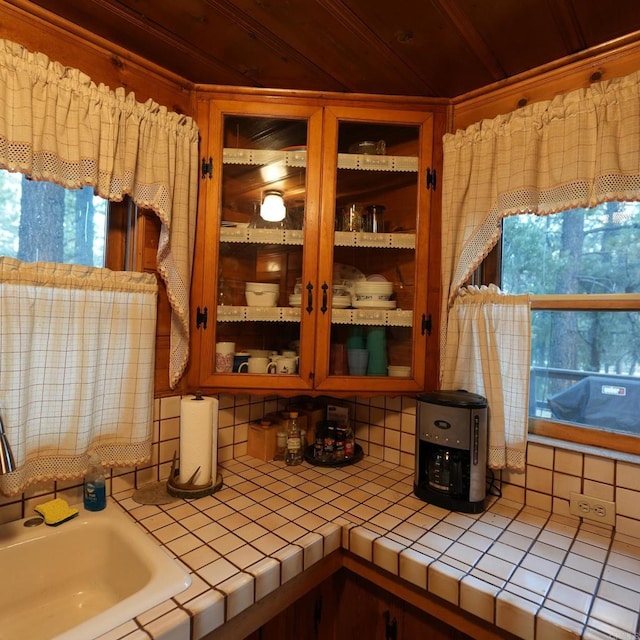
[247,422,279,461]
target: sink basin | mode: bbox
[0,500,191,640]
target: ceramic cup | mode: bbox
[215,341,235,372]
[244,356,277,374]
[246,349,271,358]
[274,355,298,374]
[347,348,369,376]
[233,352,250,372]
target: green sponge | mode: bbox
[34,498,79,526]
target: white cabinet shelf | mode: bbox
[216,305,413,327]
[219,227,415,249]
[222,147,418,172]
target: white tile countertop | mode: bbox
[104,455,640,640]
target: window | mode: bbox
[497,202,640,452]
[0,169,136,270]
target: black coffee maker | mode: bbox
[414,390,488,513]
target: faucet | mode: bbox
[0,413,16,474]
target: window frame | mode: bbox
[481,233,640,456]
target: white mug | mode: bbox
[245,356,277,374]
[275,356,298,374]
[215,341,235,372]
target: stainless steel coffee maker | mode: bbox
[414,390,488,513]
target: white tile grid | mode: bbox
[6,393,640,640]
[253,462,640,640]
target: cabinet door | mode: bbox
[194,98,324,392]
[403,601,474,639]
[253,578,337,640]
[314,106,435,392]
[335,571,403,640]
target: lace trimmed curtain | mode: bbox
[0,258,157,496]
[441,286,531,470]
[0,38,200,388]
[440,69,640,470]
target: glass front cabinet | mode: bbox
[191,91,441,396]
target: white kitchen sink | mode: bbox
[0,500,191,640]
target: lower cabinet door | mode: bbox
[334,571,402,640]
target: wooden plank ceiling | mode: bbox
[19,0,640,98]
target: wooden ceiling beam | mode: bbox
[201,0,349,89]
[545,0,587,53]
[72,0,259,87]
[430,0,506,83]
[316,0,439,95]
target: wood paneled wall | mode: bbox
[452,32,640,129]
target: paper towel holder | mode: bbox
[166,451,223,499]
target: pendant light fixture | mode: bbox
[260,190,286,222]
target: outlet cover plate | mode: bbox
[569,492,616,526]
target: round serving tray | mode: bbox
[304,444,363,467]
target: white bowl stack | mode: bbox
[353,281,393,302]
[245,282,279,307]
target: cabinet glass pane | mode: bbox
[329,122,420,378]
[216,115,308,372]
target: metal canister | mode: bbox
[364,204,385,232]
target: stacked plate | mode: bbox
[353,300,396,310]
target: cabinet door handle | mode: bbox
[383,610,397,640]
[306,282,314,314]
[320,282,328,314]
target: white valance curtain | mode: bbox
[0,38,200,388]
[0,257,157,496]
[441,69,640,470]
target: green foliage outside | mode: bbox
[501,203,640,422]
[0,170,107,266]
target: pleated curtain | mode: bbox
[441,70,640,470]
[0,38,200,389]
[0,258,157,496]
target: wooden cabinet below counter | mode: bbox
[237,564,516,640]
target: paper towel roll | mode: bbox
[179,395,218,486]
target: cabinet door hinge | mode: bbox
[384,610,397,640]
[426,167,437,190]
[201,156,213,179]
[422,313,432,336]
[196,306,208,329]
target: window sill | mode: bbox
[528,431,640,465]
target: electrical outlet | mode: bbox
[569,492,616,526]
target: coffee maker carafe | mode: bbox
[414,391,488,513]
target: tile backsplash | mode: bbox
[2,393,639,537]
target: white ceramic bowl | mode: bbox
[289,294,302,307]
[354,281,393,301]
[245,282,279,306]
[245,282,279,292]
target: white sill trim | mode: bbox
[528,432,640,465]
